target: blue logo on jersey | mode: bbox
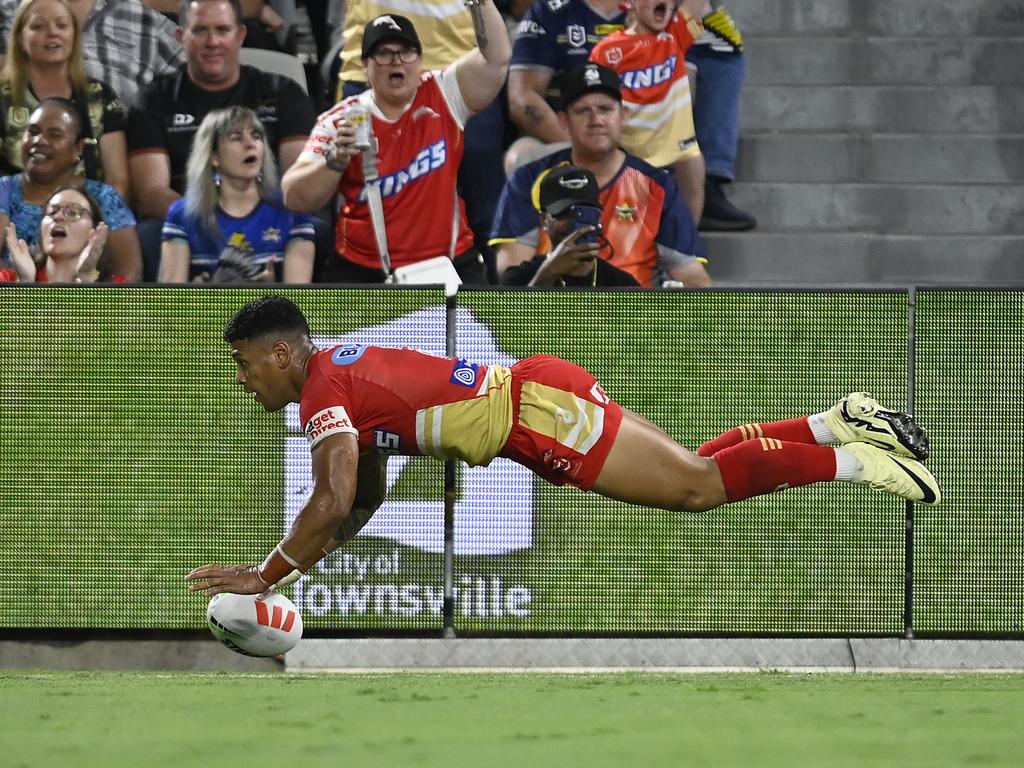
[331,343,366,366]
[621,55,678,90]
[357,140,448,202]
[450,359,478,388]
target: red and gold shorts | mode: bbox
[500,355,623,490]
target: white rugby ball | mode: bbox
[207,592,303,657]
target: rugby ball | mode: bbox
[207,592,303,657]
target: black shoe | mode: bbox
[700,176,757,232]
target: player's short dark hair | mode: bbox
[224,296,310,343]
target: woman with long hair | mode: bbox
[0,97,139,279]
[0,0,129,199]
[1,183,107,281]
[159,106,315,283]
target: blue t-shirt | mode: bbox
[162,196,317,281]
[0,175,136,256]
[511,0,626,108]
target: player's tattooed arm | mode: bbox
[524,104,544,127]
[467,0,489,52]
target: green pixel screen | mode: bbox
[0,287,1019,636]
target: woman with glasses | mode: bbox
[0,0,130,200]
[282,7,511,284]
[158,106,316,283]
[0,97,139,280]
[1,184,107,282]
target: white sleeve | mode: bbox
[435,67,472,129]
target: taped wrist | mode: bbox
[258,544,301,586]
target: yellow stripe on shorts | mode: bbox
[518,381,606,455]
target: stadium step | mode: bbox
[735,133,1024,184]
[744,37,1024,86]
[725,182,1022,235]
[703,232,1024,285]
[741,85,1024,133]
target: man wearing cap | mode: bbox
[491,62,711,289]
[501,165,638,287]
[282,5,511,284]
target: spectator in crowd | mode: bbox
[0,0,187,107]
[1,182,106,280]
[142,0,288,52]
[126,0,315,279]
[159,106,315,283]
[491,63,710,289]
[590,0,706,222]
[0,0,129,198]
[282,8,510,284]
[500,164,637,287]
[0,97,139,278]
[504,0,624,173]
[686,1,754,231]
[333,0,507,283]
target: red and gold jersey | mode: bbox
[299,347,624,490]
[590,13,703,166]
[300,71,476,270]
[299,345,514,467]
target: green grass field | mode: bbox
[2,671,1023,768]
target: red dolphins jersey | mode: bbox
[299,345,512,466]
[300,70,476,269]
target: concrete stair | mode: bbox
[704,0,1024,285]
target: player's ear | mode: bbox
[272,339,292,368]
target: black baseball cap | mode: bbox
[539,165,601,216]
[559,63,621,109]
[361,14,422,59]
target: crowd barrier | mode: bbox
[1,285,1019,638]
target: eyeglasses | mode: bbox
[369,46,419,65]
[43,203,93,222]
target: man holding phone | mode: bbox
[500,166,638,287]
[490,63,711,289]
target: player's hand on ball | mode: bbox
[184,564,267,596]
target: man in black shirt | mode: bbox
[126,0,315,278]
[501,165,638,288]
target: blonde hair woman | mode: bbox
[159,106,315,283]
[0,0,129,199]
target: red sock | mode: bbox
[712,438,837,502]
[698,416,816,457]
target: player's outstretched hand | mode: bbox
[185,564,267,596]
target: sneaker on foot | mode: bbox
[826,392,930,460]
[844,442,941,505]
[699,176,757,232]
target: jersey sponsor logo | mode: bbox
[330,343,366,365]
[594,23,624,36]
[546,0,567,11]
[173,113,195,126]
[516,19,544,36]
[357,139,447,202]
[304,406,355,446]
[614,202,637,221]
[374,430,402,453]
[620,55,677,90]
[449,358,478,388]
[566,24,587,48]
[590,382,610,404]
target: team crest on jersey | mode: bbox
[566,24,587,48]
[614,202,637,222]
[604,47,623,65]
[262,226,281,243]
[331,343,367,366]
[227,232,252,250]
[449,358,479,388]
